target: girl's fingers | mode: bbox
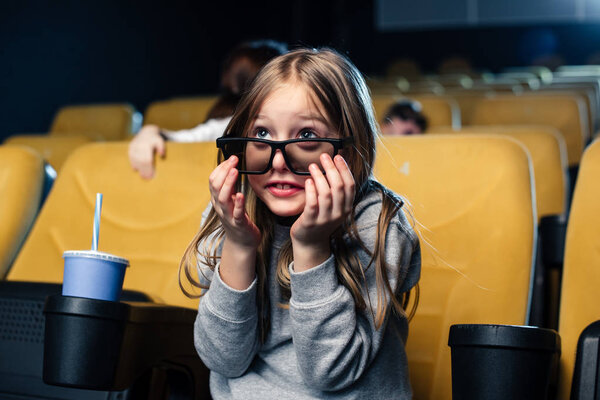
[209,157,239,218]
[209,157,237,202]
[209,156,238,194]
[320,154,345,218]
[309,163,332,216]
[232,193,246,223]
[334,155,356,212]
[217,167,239,206]
[303,178,319,222]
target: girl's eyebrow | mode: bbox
[255,113,329,125]
[298,113,329,125]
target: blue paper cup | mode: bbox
[62,250,129,302]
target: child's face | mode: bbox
[381,116,423,136]
[246,82,338,217]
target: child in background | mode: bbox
[128,40,287,179]
[381,100,428,136]
[180,48,421,399]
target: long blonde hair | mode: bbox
[180,48,417,341]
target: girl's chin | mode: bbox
[270,206,304,218]
[255,193,305,217]
[264,200,305,218]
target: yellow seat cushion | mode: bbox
[7,142,217,309]
[375,135,535,399]
[144,97,218,130]
[0,146,45,277]
[557,139,600,399]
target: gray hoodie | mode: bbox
[194,188,421,399]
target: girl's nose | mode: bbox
[271,149,289,171]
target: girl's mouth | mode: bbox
[266,182,303,197]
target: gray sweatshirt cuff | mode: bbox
[289,254,342,305]
[205,264,258,322]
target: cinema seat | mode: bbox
[538,85,597,136]
[556,140,600,399]
[50,103,140,141]
[468,93,589,168]
[428,126,569,328]
[374,135,539,399]
[425,73,474,89]
[470,78,524,93]
[143,96,218,130]
[372,94,461,129]
[503,66,553,84]
[445,90,493,125]
[4,104,139,172]
[4,134,92,172]
[0,146,49,277]
[428,125,569,220]
[7,142,215,308]
[1,142,217,399]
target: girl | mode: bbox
[180,48,421,399]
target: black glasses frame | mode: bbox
[216,136,354,175]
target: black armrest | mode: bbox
[43,295,210,399]
[448,324,560,400]
[540,214,567,269]
[571,320,600,400]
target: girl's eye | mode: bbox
[299,129,318,139]
[254,128,271,139]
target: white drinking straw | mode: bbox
[91,193,103,251]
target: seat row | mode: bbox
[2,92,588,330]
[2,85,594,174]
[4,89,592,331]
[0,135,599,398]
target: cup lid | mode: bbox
[448,324,560,351]
[63,250,129,266]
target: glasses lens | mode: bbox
[243,140,272,173]
[285,141,335,173]
[221,140,245,163]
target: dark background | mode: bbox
[2,0,600,142]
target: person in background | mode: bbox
[180,48,421,399]
[128,40,287,179]
[380,100,428,136]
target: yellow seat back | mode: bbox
[4,134,92,172]
[446,91,492,125]
[50,103,137,141]
[0,146,46,276]
[557,140,600,399]
[429,125,568,219]
[7,142,217,309]
[539,86,596,135]
[144,97,218,130]
[374,135,536,400]
[468,93,588,166]
[372,94,460,129]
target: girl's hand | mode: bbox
[209,156,261,251]
[290,154,355,272]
